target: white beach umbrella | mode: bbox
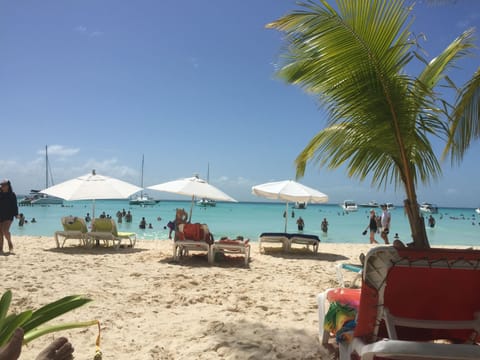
[252,180,329,232]
[148,175,237,222]
[40,169,143,219]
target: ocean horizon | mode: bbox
[12,200,479,247]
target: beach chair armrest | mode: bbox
[317,290,333,346]
[351,338,480,360]
[384,308,480,340]
[336,263,363,288]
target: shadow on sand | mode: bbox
[260,247,349,261]
[46,245,148,256]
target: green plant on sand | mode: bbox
[0,290,102,359]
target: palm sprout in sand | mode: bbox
[267,0,479,248]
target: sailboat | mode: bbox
[197,163,217,207]
[21,146,63,205]
[129,155,158,206]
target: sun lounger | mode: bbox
[335,263,363,288]
[317,246,480,360]
[174,223,213,262]
[210,237,251,266]
[54,216,89,248]
[259,232,320,254]
[258,232,290,253]
[87,218,136,249]
[288,233,320,253]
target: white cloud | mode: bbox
[74,26,103,37]
[38,145,79,158]
[190,57,199,69]
[75,25,87,33]
[90,31,104,37]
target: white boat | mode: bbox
[129,194,158,206]
[476,208,480,215]
[385,202,395,210]
[196,163,216,207]
[20,189,64,205]
[419,202,438,214]
[129,155,158,206]
[294,201,307,209]
[197,198,217,207]
[358,200,379,208]
[21,146,63,205]
[341,200,358,212]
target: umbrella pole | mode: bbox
[92,199,96,222]
[189,195,194,223]
[284,202,288,233]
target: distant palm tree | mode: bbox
[267,0,479,248]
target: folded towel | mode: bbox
[218,238,250,245]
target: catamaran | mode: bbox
[20,145,63,205]
[129,155,158,206]
[197,163,216,207]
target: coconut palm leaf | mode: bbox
[268,0,478,247]
[445,67,480,162]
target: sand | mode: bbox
[1,236,374,360]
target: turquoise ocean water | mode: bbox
[12,200,480,246]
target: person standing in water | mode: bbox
[296,216,305,231]
[321,218,328,233]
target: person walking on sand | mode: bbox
[0,179,19,253]
[380,204,391,244]
[368,209,379,244]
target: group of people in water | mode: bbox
[87,209,160,230]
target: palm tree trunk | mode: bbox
[403,198,430,248]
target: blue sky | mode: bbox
[1,1,479,207]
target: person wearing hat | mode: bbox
[0,179,19,253]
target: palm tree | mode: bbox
[267,0,478,248]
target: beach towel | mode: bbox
[324,301,357,344]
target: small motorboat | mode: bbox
[129,194,158,206]
[341,200,358,212]
[197,198,217,207]
[419,202,438,214]
[294,201,307,209]
[358,201,379,208]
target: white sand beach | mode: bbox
[2,236,375,359]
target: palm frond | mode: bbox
[444,67,480,162]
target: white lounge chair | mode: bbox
[210,237,251,266]
[174,223,213,262]
[288,233,320,253]
[258,232,290,253]
[87,218,136,249]
[54,216,88,248]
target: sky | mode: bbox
[1,0,479,207]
